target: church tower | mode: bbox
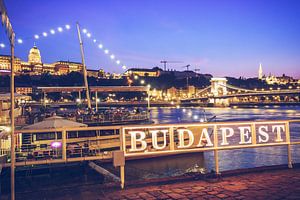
[258,63,263,80]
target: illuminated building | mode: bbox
[0,55,22,71]
[187,85,196,98]
[53,61,83,75]
[258,63,298,85]
[167,87,177,99]
[166,86,196,100]
[149,88,163,100]
[264,74,296,85]
[124,67,161,77]
[87,69,100,78]
[16,87,33,95]
[28,45,42,64]
[0,45,83,75]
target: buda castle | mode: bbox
[0,45,83,75]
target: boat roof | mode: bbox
[90,86,149,92]
[0,93,31,101]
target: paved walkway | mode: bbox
[102,168,300,200]
[6,167,300,199]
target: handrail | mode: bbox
[0,119,298,172]
[15,119,300,134]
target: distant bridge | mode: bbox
[182,78,300,106]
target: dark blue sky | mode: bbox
[1,0,300,78]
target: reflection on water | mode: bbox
[150,106,300,124]
[1,163,104,194]
[134,105,300,178]
[103,153,205,180]
[2,106,300,193]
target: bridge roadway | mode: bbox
[27,101,173,107]
[183,89,300,101]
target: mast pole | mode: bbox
[76,22,91,109]
[0,1,16,198]
[10,32,15,200]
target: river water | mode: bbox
[117,105,300,180]
[2,105,300,194]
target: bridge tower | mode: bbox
[210,78,229,106]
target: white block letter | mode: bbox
[150,129,168,150]
[177,129,194,148]
[128,131,147,152]
[220,127,234,146]
[258,126,269,143]
[238,126,252,145]
[272,125,285,142]
[197,128,213,147]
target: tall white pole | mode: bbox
[76,22,91,110]
[10,34,15,200]
[0,1,17,198]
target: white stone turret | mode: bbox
[258,63,263,80]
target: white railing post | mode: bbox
[120,127,125,189]
[251,123,257,145]
[62,130,67,161]
[285,122,292,168]
[169,127,175,150]
[213,125,220,174]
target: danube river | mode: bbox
[2,106,300,194]
[118,105,300,180]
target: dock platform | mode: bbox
[2,165,300,199]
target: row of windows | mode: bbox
[30,129,120,141]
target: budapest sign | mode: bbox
[122,121,289,156]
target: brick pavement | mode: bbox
[5,167,300,199]
[102,168,300,200]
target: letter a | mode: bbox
[197,128,213,147]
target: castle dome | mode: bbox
[28,45,42,64]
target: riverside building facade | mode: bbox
[0,45,83,75]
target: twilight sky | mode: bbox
[1,0,300,78]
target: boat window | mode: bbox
[78,130,96,138]
[40,144,48,148]
[57,132,62,139]
[100,129,119,136]
[35,132,56,141]
[67,131,78,138]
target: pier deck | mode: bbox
[2,165,300,199]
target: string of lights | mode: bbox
[80,27,127,71]
[78,28,196,116]
[79,27,157,91]
[0,23,200,119]
[0,24,72,48]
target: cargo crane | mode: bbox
[160,60,183,71]
[182,65,191,88]
[182,64,191,71]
